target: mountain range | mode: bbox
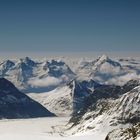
[0,55,140,139]
[0,55,140,94]
[0,57,75,93]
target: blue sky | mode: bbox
[0,0,140,53]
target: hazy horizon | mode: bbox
[0,51,140,60]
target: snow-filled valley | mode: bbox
[0,117,107,140]
[0,55,140,140]
[0,117,67,140]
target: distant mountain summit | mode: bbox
[94,54,121,68]
[43,59,74,78]
[77,55,122,77]
[0,57,75,93]
[76,54,140,85]
[0,78,55,119]
[20,56,37,67]
[0,55,139,92]
[0,60,15,76]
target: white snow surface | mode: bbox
[28,86,73,117]
[0,117,106,140]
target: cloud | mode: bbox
[29,76,62,87]
[106,72,140,85]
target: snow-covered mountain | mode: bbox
[29,86,73,117]
[104,86,140,140]
[0,57,75,93]
[76,55,140,85]
[0,55,140,93]
[0,55,140,140]
[29,78,132,117]
[110,86,140,124]
[65,80,140,139]
[29,79,103,116]
[69,79,103,115]
[0,78,55,119]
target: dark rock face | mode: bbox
[69,84,122,124]
[70,80,122,116]
[105,123,140,140]
[68,79,102,115]
[47,60,75,78]
[0,78,55,119]
[122,79,140,93]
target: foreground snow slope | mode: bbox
[0,117,106,140]
[66,84,140,139]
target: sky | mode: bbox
[0,0,140,54]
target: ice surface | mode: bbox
[0,117,106,140]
